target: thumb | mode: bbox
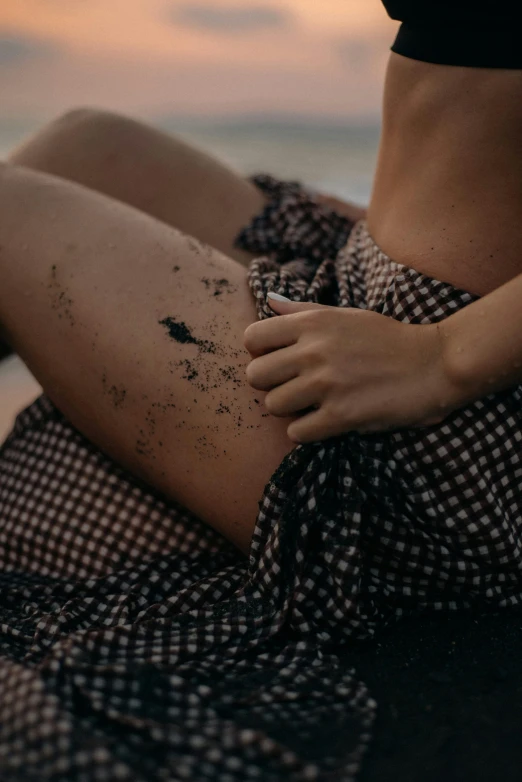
[267,292,328,315]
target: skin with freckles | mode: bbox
[8,108,265,268]
[1,110,368,556]
[368,53,522,296]
[0,162,295,556]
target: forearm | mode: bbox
[441,271,522,402]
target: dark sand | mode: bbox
[346,606,522,781]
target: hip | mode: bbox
[366,192,522,298]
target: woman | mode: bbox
[1,2,522,780]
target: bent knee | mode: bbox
[51,107,129,136]
[8,107,139,171]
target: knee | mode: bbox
[45,107,137,153]
[52,106,126,136]
[8,107,137,169]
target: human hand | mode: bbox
[244,295,464,443]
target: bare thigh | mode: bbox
[0,163,294,555]
[7,108,266,266]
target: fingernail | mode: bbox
[267,292,291,303]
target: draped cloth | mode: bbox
[0,174,521,780]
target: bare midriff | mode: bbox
[366,52,522,297]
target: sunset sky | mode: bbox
[0,0,398,122]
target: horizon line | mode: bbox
[0,111,382,129]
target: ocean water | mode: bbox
[0,117,381,440]
[162,118,381,204]
[0,117,381,203]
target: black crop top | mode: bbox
[382,1,520,69]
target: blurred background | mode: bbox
[0,0,398,440]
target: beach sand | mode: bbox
[0,356,41,443]
[352,605,522,781]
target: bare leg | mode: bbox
[3,108,267,365]
[8,108,266,267]
[0,163,294,555]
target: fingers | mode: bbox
[266,297,328,317]
[244,303,336,356]
[246,344,301,391]
[243,314,303,356]
[264,376,319,416]
[287,407,440,443]
[287,407,403,442]
[287,408,345,444]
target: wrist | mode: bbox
[434,318,487,411]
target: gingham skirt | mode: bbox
[1,174,522,781]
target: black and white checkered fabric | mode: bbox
[1,173,522,781]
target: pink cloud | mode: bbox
[0,1,397,121]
